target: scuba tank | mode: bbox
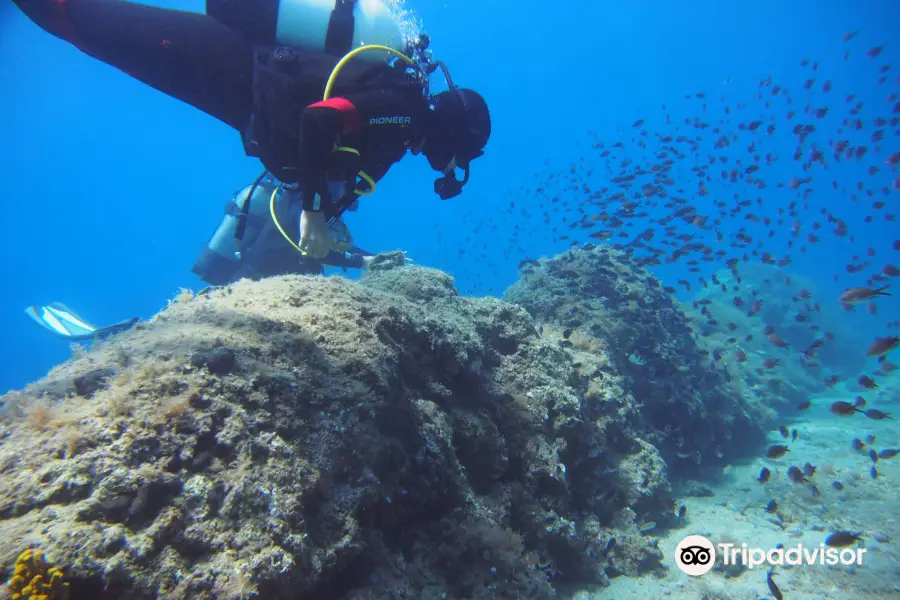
[206,0,407,59]
[192,176,358,285]
[192,178,279,285]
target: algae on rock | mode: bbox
[1,257,673,599]
[504,245,766,476]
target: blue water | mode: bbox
[0,0,897,394]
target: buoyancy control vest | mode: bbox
[241,46,423,184]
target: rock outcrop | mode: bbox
[0,248,767,599]
[505,246,766,476]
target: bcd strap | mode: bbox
[324,0,356,57]
[234,170,270,241]
[326,192,362,224]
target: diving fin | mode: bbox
[25,302,139,341]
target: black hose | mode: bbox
[234,170,269,241]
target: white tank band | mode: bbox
[274,0,405,58]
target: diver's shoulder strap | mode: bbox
[325,0,356,58]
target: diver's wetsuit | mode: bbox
[228,192,372,282]
[14,0,429,227]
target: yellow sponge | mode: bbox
[7,549,69,600]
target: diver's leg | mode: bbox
[13,0,253,131]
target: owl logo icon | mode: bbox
[674,535,716,576]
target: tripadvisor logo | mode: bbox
[675,535,716,576]
[674,534,868,576]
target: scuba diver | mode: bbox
[26,174,381,341]
[24,172,399,341]
[15,0,492,341]
[13,0,491,259]
[193,173,378,285]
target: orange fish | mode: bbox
[867,337,900,357]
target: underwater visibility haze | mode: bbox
[0,0,899,598]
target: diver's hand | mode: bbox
[361,251,414,272]
[299,210,332,258]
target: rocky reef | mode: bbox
[505,246,767,477]
[0,248,763,599]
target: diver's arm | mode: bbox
[320,247,373,270]
[297,89,420,211]
[13,0,254,131]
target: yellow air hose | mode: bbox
[273,44,419,255]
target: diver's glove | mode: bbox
[299,210,333,258]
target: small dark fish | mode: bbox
[802,462,816,476]
[759,467,772,483]
[865,434,876,445]
[798,400,812,411]
[869,449,878,464]
[766,568,783,600]
[879,362,899,375]
[676,504,687,520]
[788,465,808,483]
[858,375,878,389]
[871,466,878,479]
[830,401,862,416]
[791,429,798,442]
[878,449,899,459]
[778,425,789,438]
[865,409,892,420]
[562,328,573,339]
[854,396,867,408]
[867,336,899,357]
[767,444,790,459]
[765,499,778,514]
[851,438,866,451]
[832,481,844,491]
[767,333,789,349]
[840,285,890,304]
[763,357,780,369]
[825,531,864,547]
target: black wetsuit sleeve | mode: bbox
[298,89,420,211]
[321,247,373,269]
[13,0,254,132]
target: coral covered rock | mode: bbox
[504,245,767,475]
[0,248,773,599]
[0,259,678,599]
